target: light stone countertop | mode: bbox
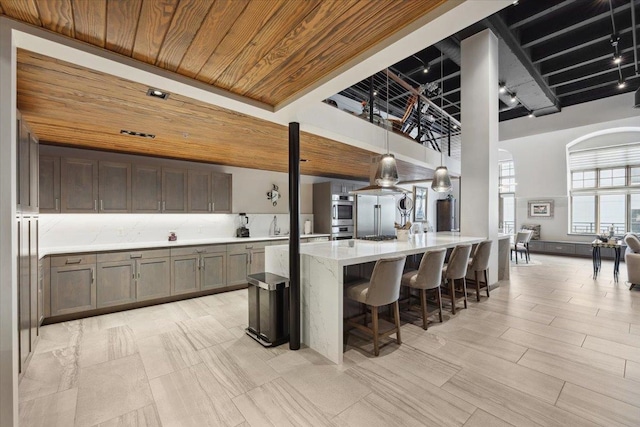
[268,232,486,267]
[40,234,331,257]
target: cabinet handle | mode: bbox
[91,268,94,283]
[94,200,98,211]
[211,202,215,212]
[55,198,59,211]
[130,253,142,259]
[208,202,212,212]
[333,206,337,219]
[65,258,82,264]
[157,201,160,211]
[100,200,104,211]
[137,272,141,279]
[163,201,166,212]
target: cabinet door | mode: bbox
[201,252,226,290]
[39,156,60,213]
[226,251,248,286]
[61,158,99,213]
[29,218,38,349]
[99,161,131,212]
[137,257,170,301]
[249,249,265,275]
[51,263,96,316]
[18,119,31,212]
[97,260,136,308]
[30,133,39,212]
[212,173,232,213]
[188,170,212,213]
[162,168,188,213]
[132,164,162,213]
[171,255,200,295]
[18,218,29,371]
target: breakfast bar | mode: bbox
[265,232,486,364]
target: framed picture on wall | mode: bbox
[528,200,554,218]
[413,186,428,222]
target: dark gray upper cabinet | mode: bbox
[39,156,60,213]
[132,164,162,213]
[188,170,212,213]
[18,118,31,212]
[99,161,131,213]
[61,158,99,213]
[212,173,232,213]
[162,168,188,213]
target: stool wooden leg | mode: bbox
[462,278,468,309]
[420,289,428,330]
[372,306,379,356]
[362,303,367,325]
[449,278,456,315]
[393,301,402,344]
[436,287,443,322]
[485,270,490,298]
[475,271,481,302]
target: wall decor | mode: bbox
[413,186,428,222]
[266,184,280,206]
[528,200,554,218]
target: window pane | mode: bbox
[573,172,583,180]
[573,180,584,189]
[631,167,640,184]
[612,176,626,186]
[572,196,595,233]
[600,170,612,179]
[501,195,515,234]
[584,171,597,180]
[600,194,626,234]
[631,195,640,233]
[584,178,596,188]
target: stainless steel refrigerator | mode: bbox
[356,195,397,237]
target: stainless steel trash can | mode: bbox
[246,273,290,347]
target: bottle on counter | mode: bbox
[168,231,177,241]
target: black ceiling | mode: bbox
[382,0,640,122]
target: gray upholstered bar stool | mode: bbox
[442,244,473,315]
[345,255,406,356]
[400,249,446,330]
[467,240,493,302]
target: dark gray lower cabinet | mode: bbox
[226,251,249,286]
[249,249,265,275]
[50,255,97,316]
[136,257,170,301]
[201,252,226,290]
[97,260,136,308]
[171,255,200,295]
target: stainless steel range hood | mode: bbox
[351,155,409,195]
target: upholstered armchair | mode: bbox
[624,233,640,290]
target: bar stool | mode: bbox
[442,244,473,315]
[345,255,406,356]
[400,249,446,330]
[467,240,492,302]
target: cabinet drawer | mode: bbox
[574,244,593,257]
[97,249,170,263]
[527,241,545,252]
[227,241,271,252]
[51,253,97,267]
[544,242,575,254]
[171,244,226,257]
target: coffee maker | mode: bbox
[236,213,250,237]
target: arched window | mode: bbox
[567,128,640,235]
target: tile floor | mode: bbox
[19,254,640,426]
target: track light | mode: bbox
[512,0,519,4]
[499,83,507,94]
[373,90,378,96]
[528,111,534,118]
[510,94,518,103]
[423,65,430,74]
[613,54,622,64]
[618,80,626,89]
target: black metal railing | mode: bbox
[571,222,626,234]
[324,67,461,161]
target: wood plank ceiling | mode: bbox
[2,0,446,106]
[18,50,431,182]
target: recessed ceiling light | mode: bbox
[528,112,534,118]
[512,0,519,5]
[300,158,309,162]
[423,65,430,74]
[120,129,156,139]
[499,84,507,94]
[510,94,518,103]
[146,88,169,100]
[373,90,378,96]
[453,125,459,129]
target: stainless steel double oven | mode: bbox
[331,194,354,240]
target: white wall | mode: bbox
[499,95,640,242]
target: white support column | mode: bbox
[0,20,18,427]
[460,29,500,285]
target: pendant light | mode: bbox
[431,52,452,193]
[375,68,400,187]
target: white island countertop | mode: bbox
[40,234,330,257]
[270,232,487,267]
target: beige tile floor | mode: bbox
[19,254,640,426]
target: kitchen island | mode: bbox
[265,232,486,363]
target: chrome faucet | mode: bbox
[271,216,281,235]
